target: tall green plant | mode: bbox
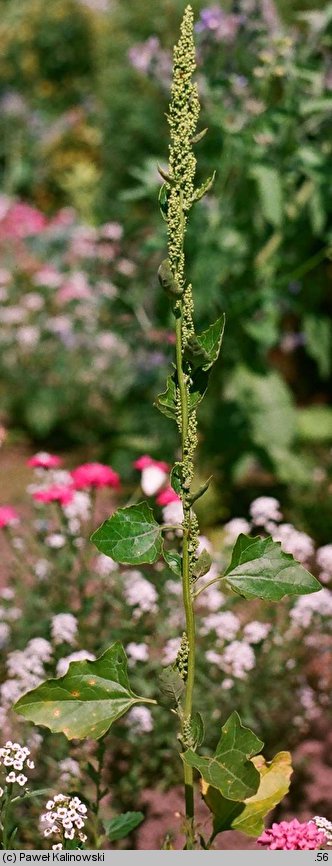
[14,7,321,850]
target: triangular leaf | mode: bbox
[192,548,212,579]
[190,711,205,749]
[224,534,321,601]
[194,315,225,371]
[163,548,182,576]
[154,375,177,421]
[182,711,263,801]
[170,462,184,495]
[104,812,144,841]
[15,643,152,740]
[91,502,162,565]
[158,666,185,705]
[203,751,293,839]
[192,171,216,202]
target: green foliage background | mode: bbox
[0,0,332,536]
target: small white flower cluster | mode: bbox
[56,650,95,678]
[250,497,282,526]
[290,588,332,629]
[162,500,184,527]
[201,611,240,641]
[94,553,118,576]
[0,741,34,788]
[126,642,149,664]
[58,758,81,786]
[41,794,88,849]
[127,706,153,734]
[1,638,53,707]
[271,523,314,565]
[123,571,158,619]
[51,613,78,646]
[312,816,332,846]
[316,544,332,584]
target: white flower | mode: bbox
[16,773,27,786]
[206,650,223,665]
[0,622,10,648]
[141,465,168,496]
[316,544,332,584]
[56,650,95,677]
[223,517,251,544]
[243,621,271,644]
[16,325,39,347]
[162,637,181,665]
[94,553,118,576]
[51,613,78,646]
[123,571,158,618]
[250,496,282,526]
[58,758,81,785]
[162,500,184,526]
[5,772,16,783]
[201,612,240,641]
[45,533,66,549]
[127,706,153,733]
[220,640,256,679]
[0,787,3,797]
[313,817,332,846]
[63,492,91,522]
[290,589,332,628]
[271,523,314,564]
[126,642,149,663]
[34,559,50,581]
[41,794,88,846]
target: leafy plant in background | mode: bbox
[11,8,325,850]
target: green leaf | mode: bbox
[188,367,210,413]
[158,666,185,704]
[190,711,205,749]
[192,171,216,202]
[250,165,283,227]
[304,314,331,380]
[170,462,184,495]
[297,406,332,442]
[224,534,321,602]
[154,374,177,421]
[104,812,144,841]
[163,548,182,576]
[182,711,263,801]
[155,367,209,420]
[91,502,162,565]
[188,476,212,506]
[193,315,225,371]
[192,548,212,579]
[203,751,292,839]
[158,183,169,221]
[15,643,151,740]
[232,752,293,836]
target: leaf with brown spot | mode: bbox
[15,643,153,740]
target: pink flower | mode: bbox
[257,820,327,850]
[32,486,74,506]
[156,486,180,506]
[134,455,169,472]
[27,452,62,469]
[0,506,19,528]
[71,462,120,490]
[0,202,47,239]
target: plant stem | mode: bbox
[174,295,196,848]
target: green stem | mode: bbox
[193,574,225,600]
[174,290,196,848]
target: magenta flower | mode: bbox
[156,486,180,506]
[0,506,20,528]
[134,455,169,472]
[71,462,120,490]
[257,819,327,850]
[27,452,62,470]
[32,486,74,506]
[0,201,46,239]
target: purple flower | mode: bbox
[196,5,242,43]
[257,819,327,850]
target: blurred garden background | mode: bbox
[0,0,332,849]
